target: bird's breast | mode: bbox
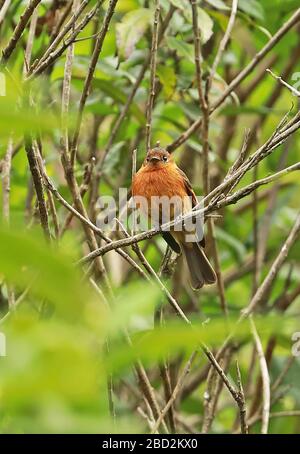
[132,165,192,223]
[132,165,186,199]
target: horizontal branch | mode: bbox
[79,158,300,264]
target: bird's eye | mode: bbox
[146,157,150,162]
[162,156,168,162]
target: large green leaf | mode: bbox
[116,8,152,60]
[166,36,195,63]
[0,226,98,323]
[157,65,177,99]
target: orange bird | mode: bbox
[132,147,216,289]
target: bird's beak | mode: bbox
[149,156,160,163]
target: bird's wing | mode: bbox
[176,167,198,208]
[176,166,205,248]
[162,231,181,254]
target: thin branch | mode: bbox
[207,0,238,94]
[2,138,15,309]
[266,68,300,97]
[191,0,206,111]
[250,316,270,434]
[145,0,160,151]
[0,0,11,28]
[151,352,197,433]
[23,5,38,76]
[61,0,79,158]
[71,0,119,165]
[271,356,295,393]
[24,136,51,239]
[236,360,248,434]
[2,138,13,223]
[242,211,300,318]
[0,0,42,65]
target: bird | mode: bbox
[132,146,216,289]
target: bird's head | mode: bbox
[144,147,172,169]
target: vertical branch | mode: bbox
[145,0,160,151]
[71,0,118,165]
[2,138,15,308]
[206,0,238,94]
[190,0,206,113]
[36,151,60,238]
[151,352,197,434]
[191,0,209,196]
[24,136,51,239]
[61,0,79,157]
[202,347,232,433]
[242,211,300,318]
[23,6,38,75]
[2,138,13,223]
[207,221,228,316]
[252,165,259,294]
[236,360,248,434]
[0,0,11,28]
[99,5,174,168]
[250,316,270,434]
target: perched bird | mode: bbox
[132,147,216,289]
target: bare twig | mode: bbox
[71,0,119,165]
[191,0,206,111]
[0,0,11,28]
[24,136,50,239]
[236,360,248,434]
[1,0,42,65]
[23,6,38,75]
[145,0,160,151]
[2,138,13,223]
[266,68,300,97]
[250,316,270,434]
[151,352,197,433]
[242,211,300,318]
[207,0,238,94]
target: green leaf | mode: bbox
[215,226,247,262]
[166,36,194,62]
[0,226,93,323]
[157,65,177,99]
[169,0,189,9]
[204,0,229,10]
[116,8,152,60]
[238,0,265,21]
[170,4,214,44]
[197,8,214,43]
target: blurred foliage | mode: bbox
[0,0,300,434]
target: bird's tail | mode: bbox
[181,242,216,289]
